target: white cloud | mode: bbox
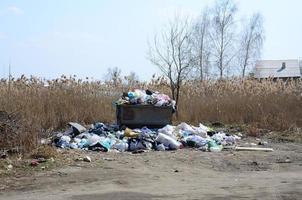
[7,5,24,15]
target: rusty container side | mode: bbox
[116,104,172,128]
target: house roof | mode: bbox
[255,59,301,78]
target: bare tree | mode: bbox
[237,13,264,77]
[210,0,237,79]
[192,8,211,81]
[105,67,122,86]
[124,71,139,87]
[148,14,193,107]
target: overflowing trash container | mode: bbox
[115,89,175,128]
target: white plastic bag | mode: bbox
[155,133,181,150]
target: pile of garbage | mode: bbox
[52,122,241,153]
[116,89,176,108]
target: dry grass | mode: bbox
[177,79,302,130]
[30,145,58,159]
[0,75,301,153]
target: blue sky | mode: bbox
[0,0,301,80]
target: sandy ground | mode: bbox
[1,142,302,200]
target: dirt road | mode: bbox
[1,142,302,200]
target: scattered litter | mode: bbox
[30,159,40,166]
[208,139,223,152]
[258,141,268,146]
[234,147,274,152]
[75,156,92,162]
[37,157,47,163]
[6,164,13,170]
[155,133,181,150]
[40,138,51,145]
[276,158,292,163]
[0,151,7,159]
[68,122,87,135]
[102,157,115,161]
[156,144,166,151]
[124,128,139,138]
[57,171,68,177]
[132,150,147,154]
[83,156,91,162]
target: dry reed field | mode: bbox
[0,75,301,153]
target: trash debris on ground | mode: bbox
[68,122,87,135]
[37,157,47,163]
[0,151,8,159]
[234,147,274,152]
[6,164,13,170]
[258,141,268,146]
[276,158,292,163]
[102,157,115,161]
[51,121,243,154]
[83,156,91,162]
[30,159,40,166]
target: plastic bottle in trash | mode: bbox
[155,133,181,150]
[114,142,129,152]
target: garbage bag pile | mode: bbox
[116,89,176,108]
[52,122,241,153]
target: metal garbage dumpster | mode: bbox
[116,104,173,128]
